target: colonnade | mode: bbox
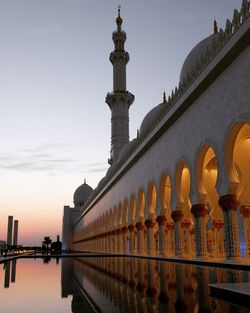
[74,122,250,260]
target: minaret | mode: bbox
[106,6,134,165]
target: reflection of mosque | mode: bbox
[61,257,250,313]
[63,3,250,261]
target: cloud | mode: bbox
[28,25,64,36]
[0,143,107,175]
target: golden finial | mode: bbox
[214,19,218,34]
[116,5,123,29]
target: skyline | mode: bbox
[0,0,242,245]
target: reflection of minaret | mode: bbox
[4,262,11,288]
[106,6,134,165]
[11,260,17,283]
[13,220,19,246]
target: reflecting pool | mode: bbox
[0,257,250,312]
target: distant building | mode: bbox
[63,4,250,260]
[0,240,6,247]
[6,216,13,247]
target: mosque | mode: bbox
[63,2,250,261]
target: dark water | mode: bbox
[0,257,250,313]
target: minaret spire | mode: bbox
[116,5,123,30]
[106,8,134,165]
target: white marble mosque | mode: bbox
[63,2,250,261]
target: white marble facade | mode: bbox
[63,3,250,260]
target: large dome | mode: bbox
[73,182,93,207]
[180,33,217,83]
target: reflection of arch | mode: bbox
[147,182,157,218]
[138,188,146,221]
[129,195,136,224]
[159,171,172,218]
[225,122,250,199]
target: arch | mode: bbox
[113,206,117,228]
[118,203,123,227]
[138,188,146,222]
[108,209,113,231]
[105,212,109,231]
[159,171,172,218]
[147,181,157,219]
[225,122,250,197]
[123,199,129,226]
[129,194,136,224]
[175,160,192,216]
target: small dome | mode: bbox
[73,182,93,207]
[140,103,163,135]
[180,33,218,83]
[118,138,138,163]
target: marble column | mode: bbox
[128,224,135,254]
[171,210,184,257]
[219,194,240,259]
[166,222,174,256]
[240,205,250,257]
[122,226,128,254]
[117,228,123,253]
[212,219,225,257]
[136,222,146,255]
[156,215,167,256]
[191,204,208,258]
[113,229,118,253]
[182,220,191,256]
[145,219,156,256]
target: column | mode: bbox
[113,229,118,253]
[122,226,128,254]
[136,222,146,255]
[128,224,135,254]
[117,228,123,253]
[182,220,191,256]
[171,210,184,257]
[219,194,240,258]
[212,219,225,257]
[145,219,156,256]
[240,205,250,257]
[156,215,167,256]
[166,222,174,256]
[191,204,208,258]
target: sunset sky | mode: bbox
[0,0,242,245]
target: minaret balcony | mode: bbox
[110,51,129,64]
[106,91,134,109]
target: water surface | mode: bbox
[0,256,250,312]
